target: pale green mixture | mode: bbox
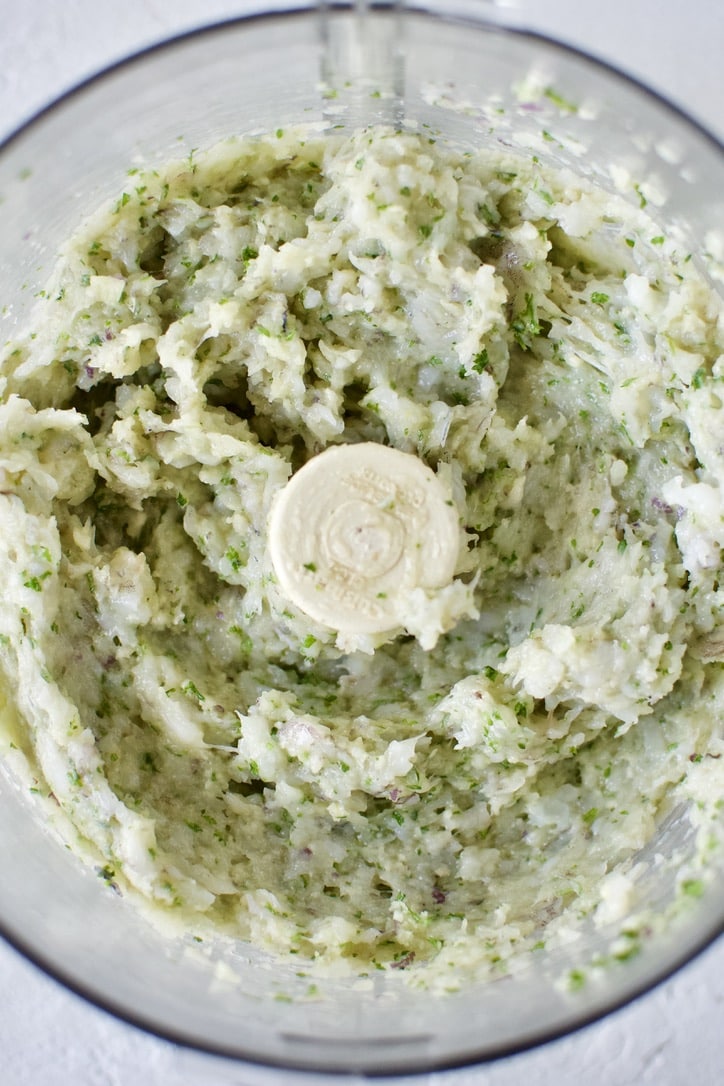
[0,126,722,984]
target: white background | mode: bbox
[0,2,722,1084]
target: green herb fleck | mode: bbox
[226,546,245,572]
[544,86,578,113]
[511,292,541,351]
[182,680,205,702]
[472,348,489,374]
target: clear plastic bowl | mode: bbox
[0,3,722,1078]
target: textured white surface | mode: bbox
[0,2,722,1083]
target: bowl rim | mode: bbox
[0,1,722,1076]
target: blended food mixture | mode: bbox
[1,125,723,984]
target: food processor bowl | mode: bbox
[0,2,722,1077]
